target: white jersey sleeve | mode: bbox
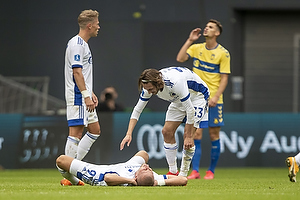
[130,89,152,120]
[65,35,93,106]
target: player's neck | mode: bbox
[78,30,91,43]
[205,37,218,50]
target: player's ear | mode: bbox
[87,23,92,30]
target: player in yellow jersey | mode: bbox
[176,19,230,179]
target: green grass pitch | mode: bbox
[0,168,299,200]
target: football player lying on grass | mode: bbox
[56,150,187,186]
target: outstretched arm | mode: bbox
[120,91,150,150]
[120,118,138,150]
[154,175,188,186]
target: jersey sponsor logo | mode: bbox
[193,59,218,72]
[74,54,80,61]
[136,124,184,159]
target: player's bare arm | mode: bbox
[153,175,188,186]
[104,173,137,186]
[73,67,95,112]
[120,118,138,150]
[183,123,195,150]
[209,74,228,107]
[176,28,201,62]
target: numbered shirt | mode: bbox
[131,67,209,124]
[64,35,93,106]
[72,155,165,186]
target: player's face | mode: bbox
[143,82,158,95]
[203,22,219,38]
[136,164,153,177]
[90,19,100,37]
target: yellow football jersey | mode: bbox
[187,43,230,103]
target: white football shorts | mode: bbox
[66,105,98,127]
[165,98,208,129]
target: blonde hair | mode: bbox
[78,9,99,29]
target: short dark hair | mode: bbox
[209,19,222,35]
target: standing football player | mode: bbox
[120,67,210,177]
[176,19,231,179]
[61,9,101,186]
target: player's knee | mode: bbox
[92,129,101,135]
[56,155,65,168]
[89,126,101,135]
[194,130,202,139]
[161,127,173,137]
[209,132,219,141]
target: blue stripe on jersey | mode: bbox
[140,96,150,101]
[72,64,83,68]
[187,81,210,100]
[73,76,83,105]
[98,172,119,182]
[140,90,150,101]
[180,93,190,102]
[77,37,83,45]
[193,58,220,73]
[163,175,167,179]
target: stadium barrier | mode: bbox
[0,113,299,169]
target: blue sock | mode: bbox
[191,139,201,172]
[208,139,220,173]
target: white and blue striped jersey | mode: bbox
[65,35,93,106]
[131,67,210,124]
[70,156,166,186]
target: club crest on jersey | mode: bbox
[74,54,80,61]
[169,92,176,96]
[211,54,215,60]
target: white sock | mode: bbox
[295,152,300,166]
[56,164,80,185]
[179,146,195,177]
[65,136,80,158]
[76,132,99,160]
[164,142,178,173]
